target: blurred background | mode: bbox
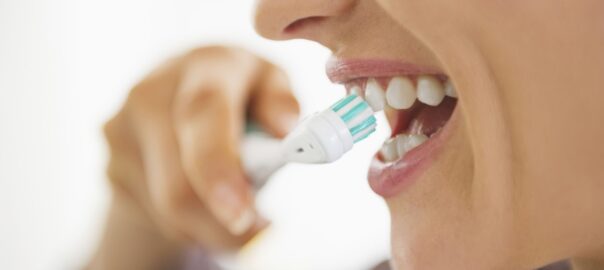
[0,0,390,269]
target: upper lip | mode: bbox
[325,57,445,84]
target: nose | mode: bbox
[254,0,356,45]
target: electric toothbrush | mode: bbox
[241,94,377,187]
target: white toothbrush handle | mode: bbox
[240,132,286,189]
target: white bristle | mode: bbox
[346,107,373,129]
[352,123,377,141]
[335,96,363,117]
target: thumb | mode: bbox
[250,64,300,138]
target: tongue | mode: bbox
[407,97,456,136]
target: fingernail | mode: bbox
[209,182,256,235]
[229,207,256,235]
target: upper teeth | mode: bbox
[350,85,362,97]
[365,78,386,111]
[386,77,416,110]
[444,80,457,98]
[362,75,456,111]
[416,75,446,106]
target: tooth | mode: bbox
[386,76,416,109]
[365,79,386,111]
[405,134,428,151]
[381,138,399,162]
[350,85,362,97]
[417,75,445,106]
[394,134,428,158]
[395,134,410,157]
[444,80,457,98]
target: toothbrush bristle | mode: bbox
[331,94,357,111]
[353,123,377,142]
[331,94,377,143]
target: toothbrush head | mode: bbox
[282,94,377,163]
[330,94,377,143]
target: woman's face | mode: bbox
[254,0,604,269]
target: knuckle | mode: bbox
[102,113,138,153]
[103,119,124,185]
[183,46,262,83]
[127,84,170,117]
[105,152,143,187]
[126,69,179,118]
[102,116,121,143]
[188,45,233,57]
[105,157,122,184]
[187,45,250,60]
[174,83,232,122]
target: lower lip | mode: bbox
[368,107,459,198]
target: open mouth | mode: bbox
[346,76,457,163]
[327,59,458,197]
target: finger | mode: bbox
[128,64,256,248]
[250,63,300,138]
[174,51,261,236]
[122,67,195,241]
[175,85,257,236]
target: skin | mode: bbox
[90,1,604,269]
[255,0,604,269]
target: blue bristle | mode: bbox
[353,129,375,143]
[341,101,369,122]
[350,116,376,136]
[331,94,357,111]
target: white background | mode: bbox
[0,1,390,269]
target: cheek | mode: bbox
[385,116,522,268]
[385,123,473,267]
[373,0,553,267]
[374,0,507,45]
[374,0,466,28]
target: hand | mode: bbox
[102,46,299,250]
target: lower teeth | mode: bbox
[380,133,429,162]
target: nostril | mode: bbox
[284,16,326,34]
